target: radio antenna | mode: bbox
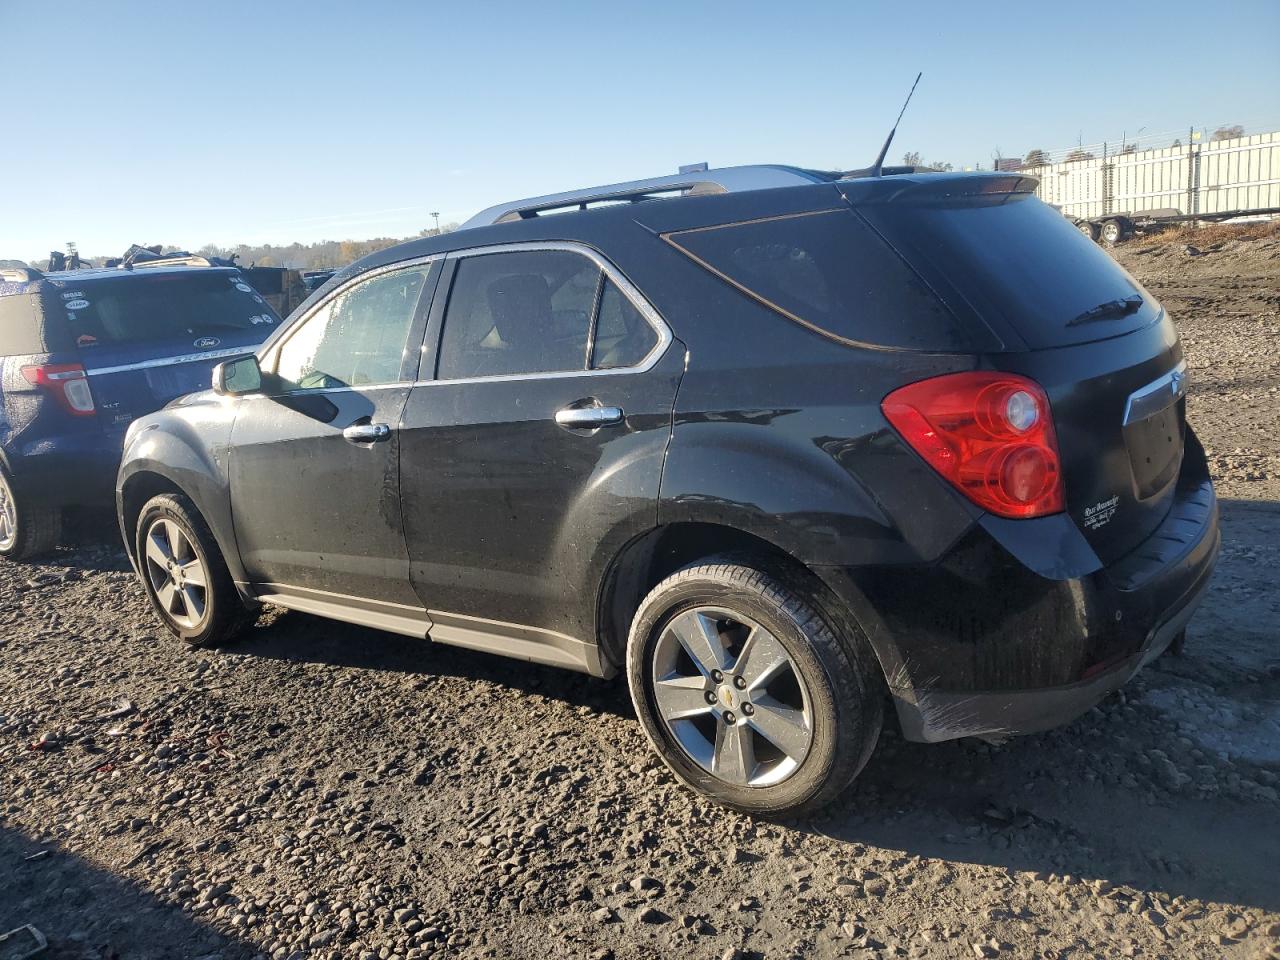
[869,72,922,177]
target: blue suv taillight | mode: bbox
[21,363,96,416]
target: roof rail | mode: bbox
[129,254,215,270]
[461,164,833,229]
[0,266,43,283]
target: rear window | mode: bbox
[60,273,279,349]
[664,208,985,351]
[859,193,1153,349]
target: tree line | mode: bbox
[194,224,459,270]
[22,224,460,272]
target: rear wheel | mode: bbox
[1076,220,1100,242]
[627,559,882,817]
[135,493,245,647]
[1100,219,1126,245]
[0,466,61,562]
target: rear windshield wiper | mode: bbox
[1067,294,1144,327]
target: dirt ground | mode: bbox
[1,227,1278,960]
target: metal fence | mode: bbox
[1017,130,1280,220]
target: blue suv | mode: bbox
[0,260,280,560]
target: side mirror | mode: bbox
[212,356,263,396]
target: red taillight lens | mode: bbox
[881,371,1064,519]
[21,363,96,416]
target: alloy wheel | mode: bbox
[651,606,813,787]
[0,472,17,551]
[143,517,209,631]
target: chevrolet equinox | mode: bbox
[116,165,1219,816]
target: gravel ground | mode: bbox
[2,229,1278,960]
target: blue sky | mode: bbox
[2,0,1277,260]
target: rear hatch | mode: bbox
[54,269,279,437]
[851,177,1186,562]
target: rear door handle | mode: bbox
[555,405,624,429]
[343,422,391,443]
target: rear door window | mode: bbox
[663,209,983,351]
[436,250,600,379]
[590,279,659,369]
[63,272,279,349]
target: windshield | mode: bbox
[859,193,1155,349]
[61,272,280,348]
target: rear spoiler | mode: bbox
[840,172,1040,205]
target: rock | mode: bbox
[591,907,615,924]
[636,907,670,925]
[629,874,661,892]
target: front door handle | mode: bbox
[343,422,391,443]
[555,405,624,429]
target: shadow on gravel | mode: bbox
[813,731,1280,913]
[51,511,135,574]
[233,609,634,719]
[0,825,255,960]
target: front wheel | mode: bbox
[626,560,882,817]
[135,493,245,647]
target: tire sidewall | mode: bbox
[0,464,57,562]
[135,496,225,646]
[627,571,854,816]
[0,467,24,559]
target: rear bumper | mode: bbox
[4,433,120,508]
[894,508,1217,742]
[818,432,1220,743]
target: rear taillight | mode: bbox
[21,363,96,416]
[881,371,1064,519]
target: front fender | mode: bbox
[116,399,243,584]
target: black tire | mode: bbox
[1077,220,1100,242]
[0,464,61,562]
[1100,219,1125,245]
[626,558,883,817]
[135,493,245,647]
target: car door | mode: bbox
[398,242,683,670]
[228,258,440,625]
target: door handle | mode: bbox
[555,405,624,429]
[343,422,391,443]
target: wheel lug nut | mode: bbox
[704,691,717,705]
[733,675,746,690]
[711,670,723,683]
[723,711,736,725]
[742,703,754,716]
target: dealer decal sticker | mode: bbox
[1082,495,1120,531]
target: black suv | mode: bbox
[116,166,1219,815]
